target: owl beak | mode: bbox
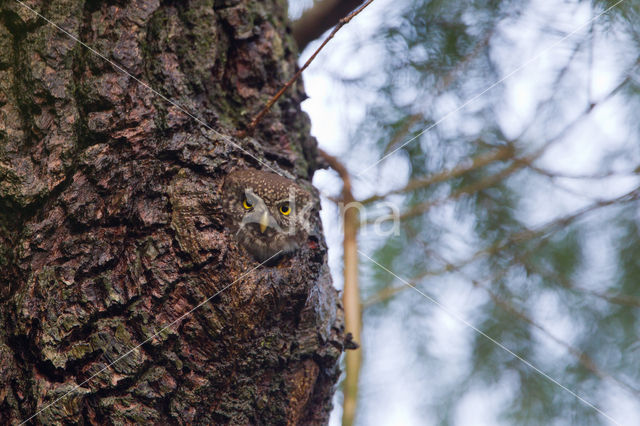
[259,211,270,233]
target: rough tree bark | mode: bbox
[0,0,344,424]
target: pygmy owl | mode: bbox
[222,169,316,265]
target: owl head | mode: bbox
[222,169,315,265]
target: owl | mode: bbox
[222,169,316,265]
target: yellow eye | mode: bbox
[242,198,253,210]
[279,204,291,216]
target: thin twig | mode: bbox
[240,0,376,136]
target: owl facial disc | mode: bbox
[239,189,282,234]
[222,169,318,265]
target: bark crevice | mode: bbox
[0,0,343,424]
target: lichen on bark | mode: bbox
[0,0,343,424]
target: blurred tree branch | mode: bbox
[361,144,515,205]
[305,0,640,421]
[292,0,366,51]
[362,69,635,227]
[363,184,640,308]
[509,247,640,309]
[363,223,640,400]
[319,149,362,426]
[382,113,425,155]
[427,251,640,398]
[363,153,527,225]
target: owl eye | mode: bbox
[242,198,253,210]
[279,204,291,216]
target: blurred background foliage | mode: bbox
[291,0,640,424]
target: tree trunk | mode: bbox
[0,0,344,424]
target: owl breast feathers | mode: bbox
[222,169,317,265]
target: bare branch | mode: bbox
[319,149,353,198]
[319,149,361,426]
[240,0,375,136]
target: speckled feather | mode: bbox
[224,169,310,203]
[222,169,316,265]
